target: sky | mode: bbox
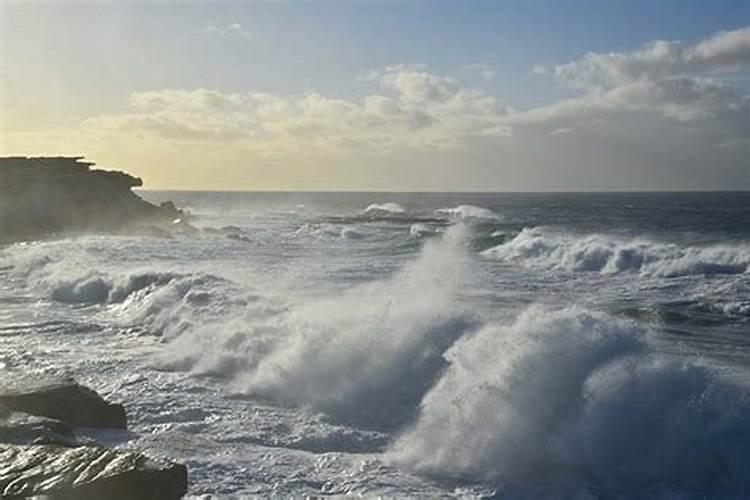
[1,0,749,191]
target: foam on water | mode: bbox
[484,227,750,277]
[158,225,476,428]
[391,306,750,496]
[3,192,750,496]
[436,205,501,221]
[364,202,406,215]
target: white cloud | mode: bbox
[554,27,750,91]
[550,127,573,135]
[204,22,252,40]
[464,63,495,81]
[36,27,748,189]
[515,26,750,127]
[84,65,511,154]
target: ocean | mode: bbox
[1,191,749,498]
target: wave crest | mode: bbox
[391,306,750,495]
[160,225,476,429]
[484,227,750,277]
[436,205,500,221]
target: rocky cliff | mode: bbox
[0,156,186,244]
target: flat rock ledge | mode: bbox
[0,375,188,499]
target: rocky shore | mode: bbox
[0,156,189,245]
[0,375,188,499]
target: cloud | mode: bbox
[463,63,495,81]
[84,65,511,154]
[550,127,573,135]
[515,26,750,127]
[554,27,750,90]
[204,22,252,40]
[12,27,746,190]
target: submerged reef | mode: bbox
[0,156,187,244]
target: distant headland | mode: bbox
[0,156,188,244]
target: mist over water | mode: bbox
[2,191,750,496]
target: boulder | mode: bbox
[0,444,188,500]
[0,410,77,446]
[0,376,189,498]
[0,376,127,429]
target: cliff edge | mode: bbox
[0,156,186,244]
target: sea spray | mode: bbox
[390,306,750,495]
[160,224,478,428]
[484,227,750,277]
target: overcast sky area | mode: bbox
[1,0,748,191]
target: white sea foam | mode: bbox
[159,225,476,428]
[364,202,406,215]
[436,205,500,221]
[294,223,364,240]
[391,306,750,494]
[484,227,750,277]
[409,223,441,239]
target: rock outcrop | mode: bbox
[0,376,127,429]
[0,374,188,499]
[0,444,188,500]
[0,156,187,244]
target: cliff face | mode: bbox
[0,157,185,244]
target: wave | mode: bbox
[293,223,365,240]
[436,205,500,221]
[364,202,406,215]
[484,227,750,277]
[0,242,240,337]
[158,224,477,429]
[391,306,750,496]
[409,223,442,239]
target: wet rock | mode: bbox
[0,376,127,429]
[0,376,188,498]
[0,444,188,499]
[0,411,77,446]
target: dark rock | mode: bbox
[0,156,189,244]
[0,444,188,500]
[0,376,127,429]
[0,411,77,446]
[0,376,189,498]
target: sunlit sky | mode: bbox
[1,0,749,191]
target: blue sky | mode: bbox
[1,0,749,190]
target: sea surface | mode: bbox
[1,191,750,498]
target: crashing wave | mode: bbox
[409,223,441,239]
[159,224,476,429]
[436,205,500,221]
[293,223,364,240]
[391,306,750,495]
[364,203,406,215]
[483,227,750,277]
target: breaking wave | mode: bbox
[484,227,750,277]
[391,306,750,496]
[364,202,406,215]
[436,205,500,221]
[0,242,239,337]
[159,225,477,429]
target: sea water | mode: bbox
[1,191,749,497]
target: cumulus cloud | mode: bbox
[543,27,750,123]
[48,26,748,190]
[555,28,750,90]
[84,65,511,153]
